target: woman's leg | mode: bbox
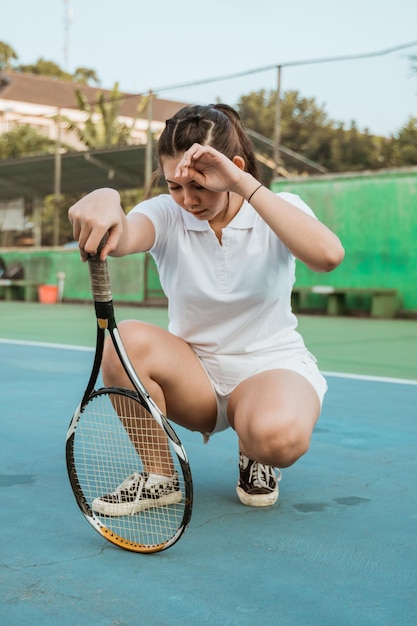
[102,320,218,434]
[91,320,218,516]
[228,369,322,506]
[228,369,322,468]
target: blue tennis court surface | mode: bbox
[1,339,416,625]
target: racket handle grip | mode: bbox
[88,239,113,303]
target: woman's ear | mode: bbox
[232,155,246,171]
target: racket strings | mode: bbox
[72,390,188,550]
[113,394,176,478]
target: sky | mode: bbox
[1,0,417,137]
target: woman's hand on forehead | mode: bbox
[174,144,244,193]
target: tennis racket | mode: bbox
[66,244,193,553]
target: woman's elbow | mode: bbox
[322,240,345,272]
[309,239,345,273]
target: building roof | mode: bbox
[0,71,187,200]
[0,70,188,122]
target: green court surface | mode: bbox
[1,300,416,380]
[1,301,416,626]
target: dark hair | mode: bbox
[158,103,261,181]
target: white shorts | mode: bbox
[197,348,328,439]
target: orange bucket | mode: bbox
[38,284,59,304]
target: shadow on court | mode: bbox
[0,337,416,625]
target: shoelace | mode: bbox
[249,461,282,488]
[111,472,142,496]
[130,474,145,516]
[110,472,145,515]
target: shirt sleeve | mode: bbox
[129,195,180,251]
[277,192,317,219]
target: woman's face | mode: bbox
[162,156,227,222]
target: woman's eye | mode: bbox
[168,183,204,192]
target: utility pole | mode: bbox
[273,65,282,178]
[53,108,62,246]
[63,0,73,70]
[144,91,154,197]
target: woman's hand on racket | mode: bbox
[68,188,125,261]
[175,144,249,194]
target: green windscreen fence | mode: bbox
[272,166,417,313]
[0,248,166,305]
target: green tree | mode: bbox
[280,90,331,152]
[0,41,18,70]
[11,54,100,85]
[237,88,393,174]
[322,122,386,172]
[66,82,140,149]
[238,89,336,176]
[40,193,80,246]
[73,67,100,85]
[0,125,57,159]
[237,89,277,137]
[396,117,417,164]
[16,58,73,80]
[383,117,417,167]
[238,89,332,146]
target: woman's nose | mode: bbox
[183,188,198,208]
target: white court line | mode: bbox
[322,370,417,386]
[1,337,416,386]
[0,338,94,352]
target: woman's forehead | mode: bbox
[161,156,180,176]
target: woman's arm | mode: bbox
[235,175,345,272]
[68,188,155,261]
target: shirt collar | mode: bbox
[180,200,257,231]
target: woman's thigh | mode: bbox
[227,369,322,467]
[102,320,218,433]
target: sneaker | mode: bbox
[236,451,282,507]
[92,471,182,516]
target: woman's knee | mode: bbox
[238,412,313,468]
[230,370,321,467]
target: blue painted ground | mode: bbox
[0,341,416,625]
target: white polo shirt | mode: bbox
[131,192,316,384]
